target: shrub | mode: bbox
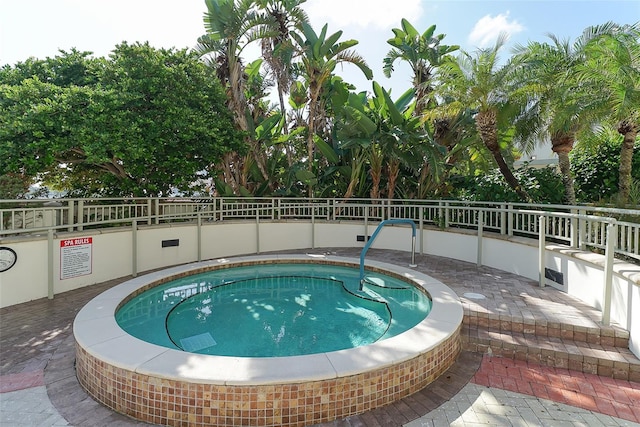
[450,165,564,204]
[570,137,640,203]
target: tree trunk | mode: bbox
[221,152,240,193]
[551,132,576,205]
[343,150,364,199]
[617,118,639,206]
[229,55,249,132]
[278,87,294,167]
[476,110,531,202]
[417,165,428,199]
[556,151,576,205]
[220,49,249,195]
[306,93,318,197]
[369,148,382,199]
[491,149,531,202]
[386,159,400,200]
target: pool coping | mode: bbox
[73,254,463,386]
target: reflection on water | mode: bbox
[116,264,431,357]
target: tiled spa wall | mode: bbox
[75,327,461,427]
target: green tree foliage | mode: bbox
[436,36,532,202]
[335,82,442,199]
[451,166,564,204]
[512,36,595,205]
[0,44,245,197]
[1,11,635,204]
[383,20,458,114]
[571,133,640,203]
[256,0,309,135]
[0,173,33,199]
[577,22,640,205]
[0,48,101,87]
[291,22,373,195]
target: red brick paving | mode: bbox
[0,370,44,393]
[472,355,640,423]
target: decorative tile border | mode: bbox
[76,330,460,426]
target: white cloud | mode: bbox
[468,12,524,48]
[304,0,423,30]
[295,0,424,94]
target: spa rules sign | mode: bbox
[60,237,93,279]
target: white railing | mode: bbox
[1,198,639,263]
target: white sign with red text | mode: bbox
[60,237,93,280]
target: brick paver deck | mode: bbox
[1,248,639,426]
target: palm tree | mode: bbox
[255,0,308,134]
[438,35,531,201]
[200,0,266,131]
[511,35,598,205]
[290,22,373,195]
[578,22,640,205]
[383,19,458,115]
[198,0,274,193]
[383,20,458,198]
[420,108,476,198]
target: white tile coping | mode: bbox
[73,254,463,386]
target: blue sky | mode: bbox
[1,0,638,98]
[303,0,640,96]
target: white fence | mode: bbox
[2,198,639,263]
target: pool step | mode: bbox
[461,317,640,382]
[462,310,629,347]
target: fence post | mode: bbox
[48,229,54,299]
[570,208,579,248]
[477,210,484,267]
[67,200,74,232]
[444,201,450,228]
[419,208,424,255]
[256,211,261,254]
[311,205,316,249]
[197,213,202,262]
[579,209,587,250]
[77,200,84,231]
[602,222,617,326]
[132,221,138,278]
[364,207,369,242]
[154,199,160,225]
[147,199,153,225]
[507,203,514,237]
[538,215,546,288]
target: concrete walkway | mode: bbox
[1,249,639,426]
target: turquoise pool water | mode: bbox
[116,263,431,357]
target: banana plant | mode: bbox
[336,81,443,199]
[290,22,373,196]
[198,0,276,194]
[384,20,458,114]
